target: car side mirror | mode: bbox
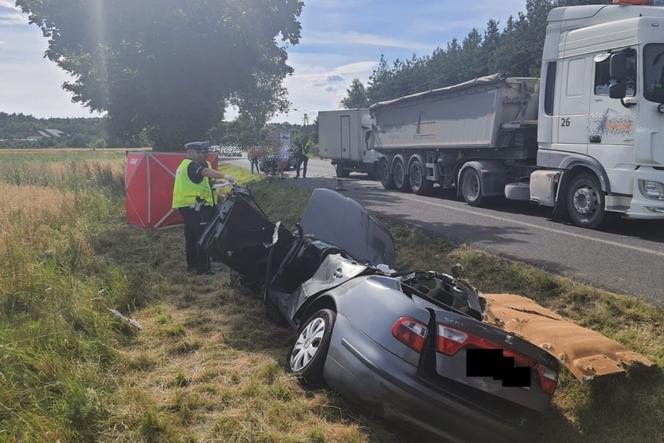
[609,82,627,100]
[610,52,627,82]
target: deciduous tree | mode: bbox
[15,0,303,150]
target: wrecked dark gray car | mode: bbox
[199,186,653,442]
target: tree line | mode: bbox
[341,0,611,109]
[0,112,112,148]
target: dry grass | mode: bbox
[97,219,397,443]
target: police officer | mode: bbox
[172,141,227,274]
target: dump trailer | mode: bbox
[371,75,539,197]
[369,1,664,229]
[318,109,382,178]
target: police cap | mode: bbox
[184,141,211,152]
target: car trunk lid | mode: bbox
[429,307,558,412]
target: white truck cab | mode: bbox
[534,1,664,227]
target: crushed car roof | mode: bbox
[483,293,655,381]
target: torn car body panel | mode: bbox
[483,293,655,381]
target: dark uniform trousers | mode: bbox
[179,205,216,273]
[294,153,308,178]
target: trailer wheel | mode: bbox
[378,158,395,189]
[392,157,410,192]
[408,157,433,195]
[460,168,483,206]
[335,163,349,178]
[565,172,606,229]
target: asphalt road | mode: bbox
[225,156,664,305]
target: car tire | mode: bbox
[460,168,483,206]
[287,309,336,387]
[392,157,410,192]
[408,157,433,195]
[378,158,395,189]
[566,172,606,229]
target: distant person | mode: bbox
[277,144,290,179]
[248,146,262,174]
[172,141,227,274]
[294,141,309,179]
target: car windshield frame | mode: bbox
[644,43,664,103]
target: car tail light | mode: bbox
[437,323,558,394]
[537,365,558,395]
[437,325,469,355]
[391,317,428,353]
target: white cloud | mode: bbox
[270,59,377,123]
[0,0,25,26]
[305,30,430,51]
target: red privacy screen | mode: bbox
[125,151,219,229]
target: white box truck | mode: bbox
[318,109,382,178]
[369,1,664,229]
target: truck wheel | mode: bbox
[335,164,349,178]
[566,172,606,229]
[460,168,483,206]
[392,157,410,192]
[378,158,395,189]
[409,158,433,195]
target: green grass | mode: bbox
[0,157,660,442]
[0,156,138,441]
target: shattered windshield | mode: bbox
[644,44,664,103]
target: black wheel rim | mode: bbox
[410,162,423,190]
[379,160,389,182]
[394,160,405,188]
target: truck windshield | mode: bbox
[644,44,664,103]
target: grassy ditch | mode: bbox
[0,157,660,442]
[218,164,663,442]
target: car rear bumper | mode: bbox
[324,313,529,442]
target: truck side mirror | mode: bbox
[610,52,627,82]
[609,82,627,100]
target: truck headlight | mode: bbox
[638,180,664,201]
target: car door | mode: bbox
[588,49,638,195]
[555,56,591,155]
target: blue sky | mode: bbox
[0,0,527,123]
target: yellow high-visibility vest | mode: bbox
[172,159,217,209]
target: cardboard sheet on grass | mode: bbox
[484,293,655,381]
[125,151,218,229]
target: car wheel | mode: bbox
[392,157,410,192]
[460,168,483,206]
[408,157,433,195]
[378,158,395,189]
[566,172,606,229]
[287,309,336,386]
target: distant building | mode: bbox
[21,128,68,141]
[42,128,66,138]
